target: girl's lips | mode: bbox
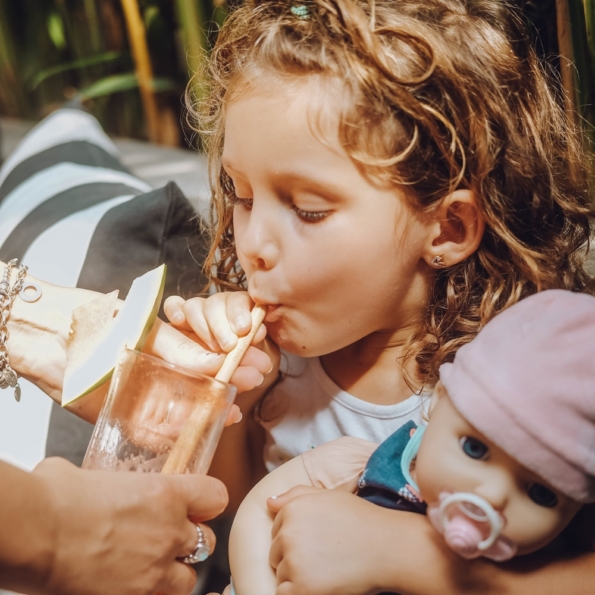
[264,304,282,323]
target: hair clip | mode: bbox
[290,5,310,19]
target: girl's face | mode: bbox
[222,81,434,357]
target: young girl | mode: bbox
[229,289,595,595]
[165,0,595,591]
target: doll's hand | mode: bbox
[268,487,387,595]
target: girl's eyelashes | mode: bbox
[526,483,558,508]
[459,436,489,460]
[228,195,253,209]
[292,205,331,223]
[228,194,331,223]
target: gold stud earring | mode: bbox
[430,255,445,268]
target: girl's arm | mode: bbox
[229,437,377,595]
[269,489,594,595]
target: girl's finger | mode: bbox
[203,294,243,352]
[225,292,257,336]
[163,296,192,330]
[238,344,274,375]
[224,404,243,426]
[268,486,323,514]
[182,297,221,352]
[229,366,265,393]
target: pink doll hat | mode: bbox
[439,289,595,504]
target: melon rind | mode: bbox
[61,264,167,407]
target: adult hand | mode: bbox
[33,457,227,595]
[8,273,272,424]
[268,487,390,595]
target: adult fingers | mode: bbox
[173,474,229,521]
[158,560,197,595]
[178,521,217,559]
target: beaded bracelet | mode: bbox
[0,259,43,402]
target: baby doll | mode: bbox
[228,289,595,595]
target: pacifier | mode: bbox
[427,492,517,561]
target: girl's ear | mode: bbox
[424,189,484,268]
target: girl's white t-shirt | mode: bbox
[258,353,428,472]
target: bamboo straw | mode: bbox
[161,306,267,474]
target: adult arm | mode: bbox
[6,266,271,423]
[0,456,227,595]
[269,488,595,595]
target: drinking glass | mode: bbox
[82,348,236,474]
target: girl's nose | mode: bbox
[236,202,280,271]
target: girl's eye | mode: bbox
[228,196,253,209]
[459,437,489,460]
[527,483,558,508]
[292,205,331,223]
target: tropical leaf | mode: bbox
[29,51,124,90]
[47,10,67,51]
[77,72,179,99]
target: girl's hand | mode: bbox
[164,293,280,402]
[165,292,267,354]
[267,488,385,595]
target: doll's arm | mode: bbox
[229,437,377,595]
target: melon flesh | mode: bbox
[61,264,166,406]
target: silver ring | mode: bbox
[182,524,210,564]
[19,281,42,303]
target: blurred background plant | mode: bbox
[0,0,593,153]
[0,0,232,147]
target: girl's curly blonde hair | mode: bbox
[189,0,594,388]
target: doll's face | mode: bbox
[415,383,582,555]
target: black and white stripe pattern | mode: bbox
[0,107,208,469]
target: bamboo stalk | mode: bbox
[175,0,209,103]
[161,306,267,475]
[83,0,102,53]
[120,0,161,142]
[556,0,580,126]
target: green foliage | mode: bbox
[77,72,179,99]
[0,0,593,151]
[47,11,67,51]
[0,0,224,142]
[29,51,124,91]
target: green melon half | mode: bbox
[61,264,167,407]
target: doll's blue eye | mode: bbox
[527,483,558,508]
[460,437,489,460]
